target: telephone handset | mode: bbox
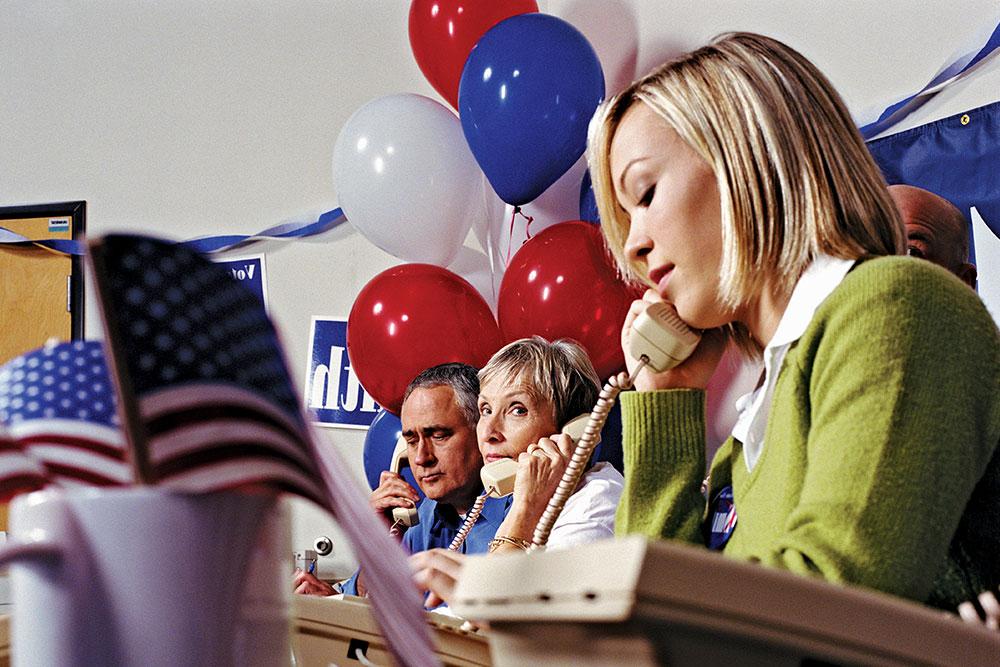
[388,436,420,529]
[451,302,701,551]
[629,301,701,372]
[478,413,593,499]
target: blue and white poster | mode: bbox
[867,100,1000,319]
[305,316,380,429]
[211,255,269,311]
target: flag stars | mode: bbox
[144,270,163,288]
[139,354,155,371]
[131,320,150,337]
[126,287,145,306]
[149,301,169,319]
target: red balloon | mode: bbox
[408,0,539,110]
[498,221,641,379]
[348,264,502,414]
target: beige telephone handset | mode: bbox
[388,436,420,529]
[478,413,593,499]
[629,301,702,372]
[450,302,700,551]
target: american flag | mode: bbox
[89,235,327,504]
[0,432,46,502]
[89,234,438,666]
[0,340,129,490]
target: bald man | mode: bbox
[889,184,977,289]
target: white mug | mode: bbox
[1,487,289,666]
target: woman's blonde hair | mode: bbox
[478,336,600,427]
[587,32,904,352]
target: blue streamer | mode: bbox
[860,21,1000,139]
[0,207,347,257]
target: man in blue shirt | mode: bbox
[294,363,507,597]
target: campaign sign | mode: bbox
[211,255,268,311]
[306,317,379,429]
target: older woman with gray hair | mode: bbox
[411,336,624,605]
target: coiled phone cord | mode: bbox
[531,357,650,550]
[448,493,487,551]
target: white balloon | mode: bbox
[333,94,490,266]
[448,246,501,315]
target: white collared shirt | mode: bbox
[731,254,856,472]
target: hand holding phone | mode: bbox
[622,290,726,391]
[480,416,587,500]
[369,437,420,529]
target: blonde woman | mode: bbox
[588,32,999,610]
[411,337,623,606]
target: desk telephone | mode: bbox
[448,301,701,551]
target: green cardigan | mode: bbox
[616,256,1000,609]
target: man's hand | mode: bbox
[370,470,421,518]
[293,569,337,596]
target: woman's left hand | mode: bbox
[410,548,467,608]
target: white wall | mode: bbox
[3,1,999,576]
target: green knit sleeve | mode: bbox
[751,259,1000,601]
[615,388,709,543]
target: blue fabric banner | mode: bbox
[867,100,1000,255]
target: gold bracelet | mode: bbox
[488,535,532,553]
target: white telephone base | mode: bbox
[451,536,997,666]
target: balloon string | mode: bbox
[504,206,535,266]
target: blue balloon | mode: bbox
[362,409,424,501]
[459,14,605,206]
[579,170,600,224]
